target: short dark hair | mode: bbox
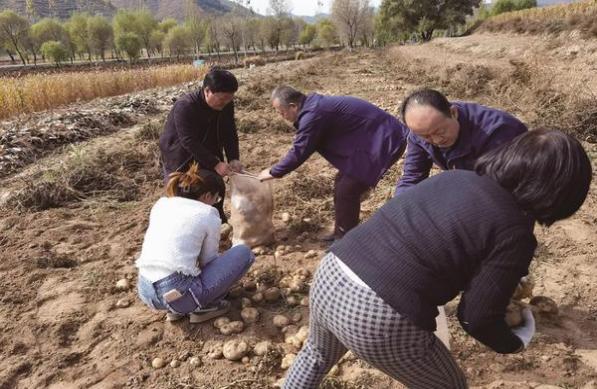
[203,68,239,93]
[401,88,451,120]
[475,128,592,226]
[271,85,306,107]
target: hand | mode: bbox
[214,162,230,176]
[258,168,275,182]
[511,307,536,348]
[229,160,243,173]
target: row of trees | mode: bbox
[0,6,346,66]
[1,0,537,65]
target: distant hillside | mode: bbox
[296,13,330,24]
[109,0,254,20]
[0,0,116,19]
[0,0,253,20]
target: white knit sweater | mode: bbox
[136,197,221,282]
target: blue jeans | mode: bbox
[137,244,254,314]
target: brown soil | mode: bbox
[1,34,596,389]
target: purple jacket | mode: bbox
[395,102,528,195]
[270,94,409,187]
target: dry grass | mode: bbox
[479,0,597,37]
[3,128,162,211]
[0,64,208,120]
[385,48,597,143]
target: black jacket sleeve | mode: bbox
[173,100,221,170]
[457,227,537,354]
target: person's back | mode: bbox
[333,170,537,331]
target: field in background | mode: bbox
[478,0,597,36]
[0,64,207,120]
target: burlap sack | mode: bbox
[229,173,275,247]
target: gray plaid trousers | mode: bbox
[283,253,468,389]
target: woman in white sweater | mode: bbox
[136,163,255,323]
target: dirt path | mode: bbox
[0,38,596,389]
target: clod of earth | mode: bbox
[241,297,253,308]
[530,296,559,315]
[115,298,130,308]
[223,340,249,361]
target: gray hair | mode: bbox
[271,85,306,107]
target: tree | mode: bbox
[331,0,371,49]
[268,0,291,17]
[134,9,158,58]
[66,13,91,61]
[492,0,537,16]
[186,11,206,56]
[316,19,339,48]
[149,30,165,57]
[243,18,261,53]
[376,0,481,42]
[0,11,31,65]
[164,26,192,59]
[220,17,242,62]
[299,24,317,47]
[116,32,142,62]
[358,6,375,47]
[159,18,178,34]
[280,17,299,49]
[204,20,222,59]
[40,40,68,65]
[87,15,113,61]
[260,16,282,52]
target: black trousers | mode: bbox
[333,172,371,239]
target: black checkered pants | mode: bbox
[284,253,467,389]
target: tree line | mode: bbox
[0,0,538,66]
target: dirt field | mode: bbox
[1,32,596,389]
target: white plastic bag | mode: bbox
[229,173,275,247]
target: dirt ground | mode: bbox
[1,32,596,389]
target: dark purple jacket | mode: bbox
[160,88,239,180]
[395,102,528,195]
[270,94,409,187]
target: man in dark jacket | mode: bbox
[395,88,528,196]
[160,69,243,222]
[258,86,409,241]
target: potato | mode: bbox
[220,321,245,335]
[281,353,297,369]
[152,357,166,369]
[214,317,231,329]
[241,307,260,324]
[241,297,252,308]
[254,341,273,356]
[512,276,535,301]
[295,326,309,343]
[505,301,524,327]
[251,292,264,303]
[264,287,281,302]
[223,340,249,361]
[273,315,290,328]
[169,359,180,368]
[115,278,129,290]
[281,212,292,223]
